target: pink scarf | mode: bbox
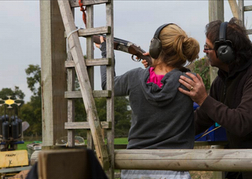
[147,67,164,88]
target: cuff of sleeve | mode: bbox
[199,95,217,121]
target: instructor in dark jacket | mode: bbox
[179,17,252,179]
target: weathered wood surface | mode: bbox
[65,121,112,129]
[209,0,224,22]
[57,0,109,169]
[78,26,111,37]
[69,0,110,7]
[105,1,115,178]
[244,5,252,11]
[65,90,111,98]
[228,0,240,19]
[67,35,75,147]
[65,58,111,67]
[115,149,252,171]
[40,0,67,146]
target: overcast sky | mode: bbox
[0,1,250,102]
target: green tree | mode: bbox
[20,64,42,137]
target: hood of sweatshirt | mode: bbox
[141,67,190,107]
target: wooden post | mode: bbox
[40,0,67,147]
[228,0,240,19]
[57,0,109,169]
[208,0,224,84]
[106,1,115,178]
[86,4,95,150]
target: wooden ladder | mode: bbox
[57,0,114,177]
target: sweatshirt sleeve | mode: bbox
[196,76,252,137]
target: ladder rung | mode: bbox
[247,29,252,35]
[65,58,111,67]
[65,121,112,129]
[65,90,111,98]
[78,26,111,37]
[244,5,252,12]
[70,0,111,7]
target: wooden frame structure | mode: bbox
[40,0,252,179]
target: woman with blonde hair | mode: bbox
[96,23,199,179]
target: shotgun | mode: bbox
[93,35,152,66]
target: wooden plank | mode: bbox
[105,1,115,178]
[0,150,29,168]
[65,90,111,98]
[40,0,67,147]
[57,0,109,169]
[228,0,239,19]
[247,29,252,34]
[86,4,95,151]
[65,121,112,129]
[67,30,76,147]
[238,0,244,25]
[244,5,252,11]
[65,58,111,67]
[78,26,111,37]
[209,0,224,22]
[114,149,252,171]
[69,0,110,7]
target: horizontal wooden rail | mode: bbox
[78,26,111,37]
[69,0,110,7]
[65,90,111,98]
[244,5,252,11]
[65,121,112,129]
[65,58,111,67]
[247,29,252,35]
[114,149,252,171]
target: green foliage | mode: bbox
[74,96,131,138]
[187,57,211,92]
[25,64,41,96]
[19,64,42,137]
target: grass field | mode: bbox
[17,138,129,150]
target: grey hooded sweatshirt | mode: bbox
[100,43,195,150]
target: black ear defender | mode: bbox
[214,22,235,63]
[149,23,173,59]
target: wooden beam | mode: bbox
[65,58,111,67]
[208,0,224,22]
[244,5,252,11]
[208,0,224,85]
[114,149,252,171]
[40,0,67,147]
[69,0,110,7]
[57,0,109,169]
[65,90,111,98]
[106,1,115,178]
[65,121,112,129]
[78,26,111,37]
[228,0,240,19]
